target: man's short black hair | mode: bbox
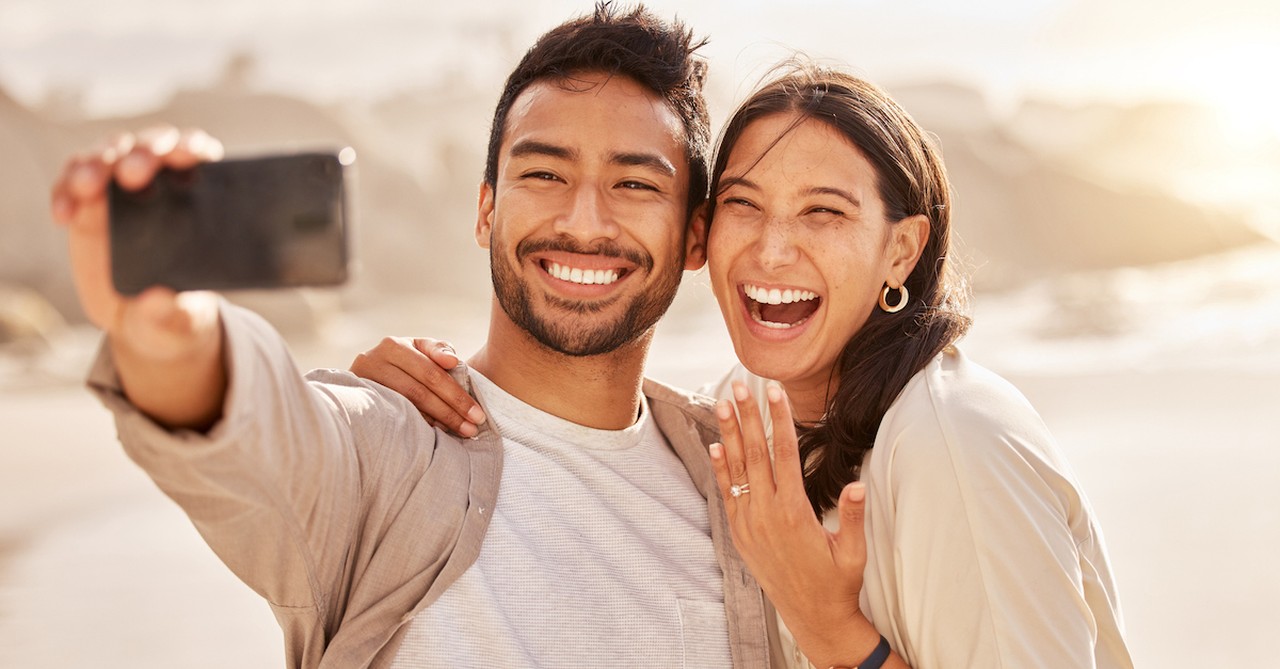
[484,2,711,215]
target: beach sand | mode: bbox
[0,316,1276,667]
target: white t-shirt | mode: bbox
[392,370,732,668]
[705,346,1133,668]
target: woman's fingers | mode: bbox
[708,442,739,522]
[765,381,805,500]
[714,398,752,505]
[350,337,483,437]
[410,338,486,427]
[731,381,776,496]
[833,481,869,574]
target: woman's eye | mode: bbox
[807,207,844,217]
[721,197,756,209]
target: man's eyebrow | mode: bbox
[509,139,576,161]
[610,151,676,178]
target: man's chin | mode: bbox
[522,313,648,357]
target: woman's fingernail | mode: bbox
[458,422,478,438]
[846,482,866,502]
[709,443,722,459]
[766,381,782,403]
[732,382,749,401]
[716,400,733,420]
[467,406,487,424]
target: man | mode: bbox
[50,5,773,668]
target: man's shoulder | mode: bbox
[642,377,718,436]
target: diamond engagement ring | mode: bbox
[730,483,750,498]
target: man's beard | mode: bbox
[490,234,684,357]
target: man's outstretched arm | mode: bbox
[51,126,228,430]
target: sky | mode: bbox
[1,0,1277,139]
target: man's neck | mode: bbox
[468,301,651,431]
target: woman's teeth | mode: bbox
[546,262,620,286]
[743,283,820,329]
[744,284,817,305]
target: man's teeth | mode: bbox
[744,284,817,305]
[547,262,621,286]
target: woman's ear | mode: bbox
[683,202,709,271]
[475,182,495,249]
[888,214,930,284]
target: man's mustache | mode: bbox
[515,237,653,273]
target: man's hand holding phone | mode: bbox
[51,126,229,430]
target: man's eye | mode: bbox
[523,171,561,182]
[618,180,658,191]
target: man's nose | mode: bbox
[553,184,620,243]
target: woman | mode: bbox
[353,64,1133,668]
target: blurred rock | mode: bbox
[890,81,1263,290]
[0,282,66,354]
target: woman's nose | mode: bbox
[754,217,800,270]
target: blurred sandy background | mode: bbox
[2,0,1278,666]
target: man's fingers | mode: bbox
[166,128,225,169]
[66,155,109,201]
[51,181,74,225]
[136,125,181,156]
[113,146,161,192]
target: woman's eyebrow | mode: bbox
[715,176,760,195]
[806,186,861,209]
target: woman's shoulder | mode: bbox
[871,345,1069,483]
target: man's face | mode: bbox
[477,71,705,357]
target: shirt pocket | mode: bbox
[677,598,731,668]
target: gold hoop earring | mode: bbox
[879,284,908,313]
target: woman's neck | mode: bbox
[780,374,835,424]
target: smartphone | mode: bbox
[108,150,353,295]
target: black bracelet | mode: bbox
[855,634,891,669]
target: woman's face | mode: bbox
[708,113,916,394]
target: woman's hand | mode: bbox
[710,380,889,668]
[350,336,486,437]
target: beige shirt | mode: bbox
[87,303,772,669]
[709,347,1134,668]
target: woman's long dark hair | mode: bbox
[707,64,972,515]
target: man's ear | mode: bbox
[475,182,495,249]
[683,203,709,271]
[888,214,930,285]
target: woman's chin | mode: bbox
[735,346,811,385]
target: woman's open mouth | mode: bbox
[740,283,821,330]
